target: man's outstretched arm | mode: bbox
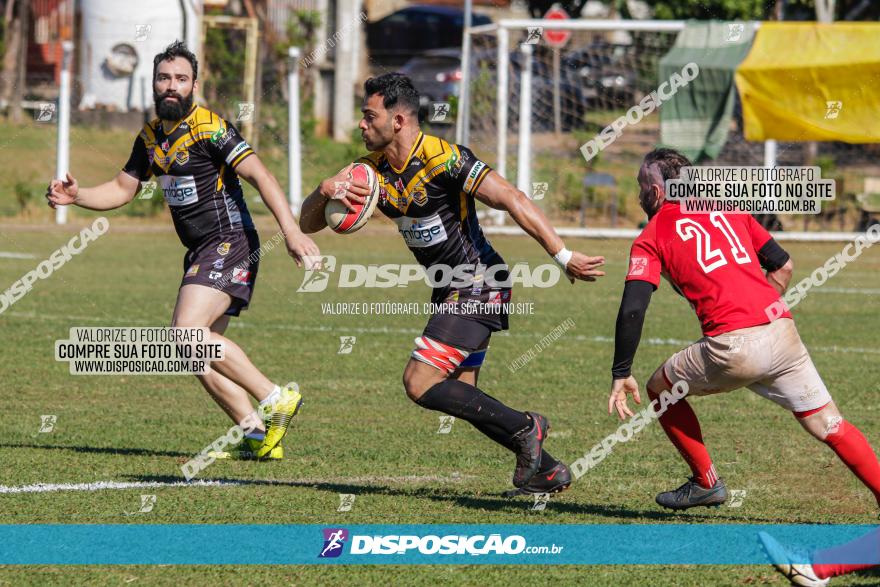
[46,171,141,211]
[608,279,654,419]
[473,170,605,282]
[234,154,321,266]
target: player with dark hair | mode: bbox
[46,41,317,460]
[300,72,606,494]
[607,147,880,510]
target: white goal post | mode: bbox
[459,18,772,230]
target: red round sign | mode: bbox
[543,7,571,48]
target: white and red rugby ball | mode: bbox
[325,163,380,234]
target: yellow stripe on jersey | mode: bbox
[471,165,490,195]
[230,148,254,168]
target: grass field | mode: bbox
[1,217,879,585]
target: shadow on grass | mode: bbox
[0,442,189,458]
[128,474,793,523]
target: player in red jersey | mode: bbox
[607,148,880,510]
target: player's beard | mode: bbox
[362,121,393,152]
[154,90,193,122]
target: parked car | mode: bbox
[399,48,462,122]
[367,6,492,68]
[562,41,644,106]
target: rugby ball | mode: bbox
[325,163,380,234]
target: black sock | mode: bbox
[416,379,532,445]
[417,381,561,471]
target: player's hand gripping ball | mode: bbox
[325,163,380,234]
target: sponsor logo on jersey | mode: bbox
[158,175,198,206]
[628,257,648,276]
[446,150,469,177]
[211,127,236,148]
[161,139,170,151]
[216,242,231,256]
[208,271,222,280]
[175,149,189,166]
[213,259,224,270]
[462,161,486,194]
[231,267,251,285]
[184,264,199,278]
[394,213,448,248]
[225,141,251,165]
[394,178,405,192]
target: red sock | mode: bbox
[648,387,717,489]
[824,420,880,506]
[811,529,880,579]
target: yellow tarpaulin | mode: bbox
[735,23,880,142]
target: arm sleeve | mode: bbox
[446,145,491,196]
[121,135,152,181]
[746,215,789,271]
[757,238,790,272]
[611,280,655,379]
[204,119,255,170]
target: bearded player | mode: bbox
[608,148,880,510]
[46,41,316,460]
[300,73,606,494]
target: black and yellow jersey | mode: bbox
[122,104,256,250]
[357,132,505,298]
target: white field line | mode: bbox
[0,474,474,495]
[7,310,880,355]
[0,252,36,259]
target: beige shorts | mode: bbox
[662,318,831,413]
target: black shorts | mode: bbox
[422,288,511,351]
[181,230,260,317]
